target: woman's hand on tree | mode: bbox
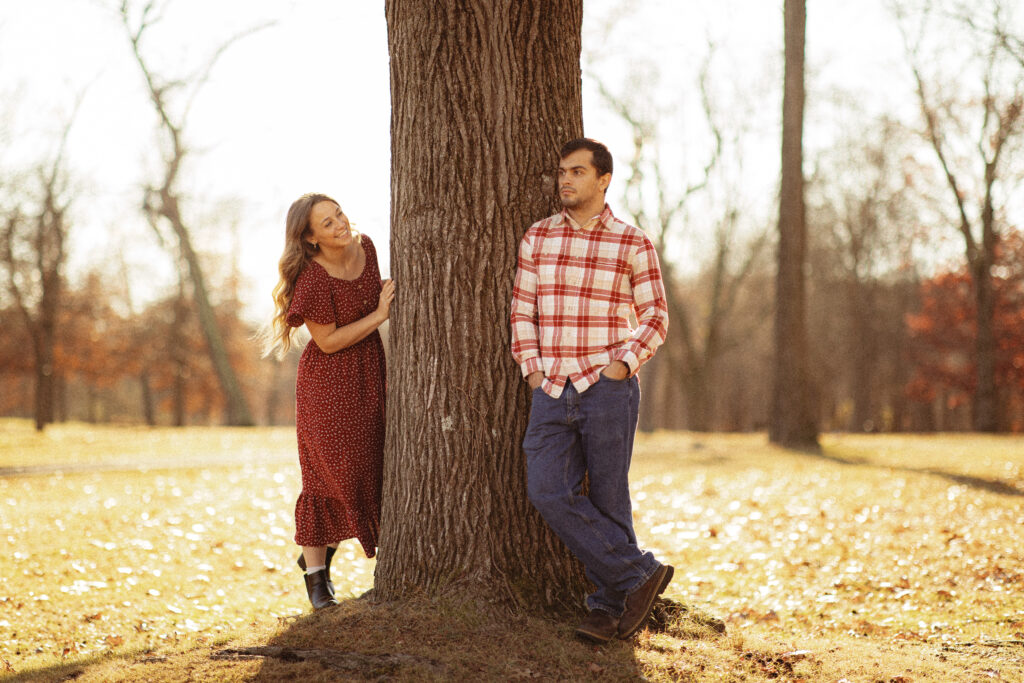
[377,279,396,319]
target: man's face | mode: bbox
[558,149,610,209]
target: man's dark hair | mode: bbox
[559,138,613,178]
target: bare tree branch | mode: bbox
[181,21,275,123]
[112,0,269,426]
[895,8,978,258]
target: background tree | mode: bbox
[56,271,125,423]
[0,305,33,417]
[806,113,923,431]
[0,110,78,431]
[770,0,818,447]
[606,90,769,432]
[895,0,1024,431]
[904,228,1024,431]
[376,0,591,608]
[115,0,267,426]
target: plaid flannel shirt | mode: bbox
[510,205,669,398]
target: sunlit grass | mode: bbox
[0,419,296,470]
[0,420,374,677]
[2,420,1023,681]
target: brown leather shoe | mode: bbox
[303,569,339,610]
[575,609,620,644]
[298,546,336,597]
[617,564,674,639]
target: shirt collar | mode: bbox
[560,204,613,232]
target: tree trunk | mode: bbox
[972,171,1000,431]
[684,365,711,432]
[264,359,283,426]
[637,352,662,433]
[140,370,156,426]
[377,0,590,610]
[33,343,55,432]
[159,194,253,427]
[770,0,818,448]
[849,280,874,431]
[971,258,998,431]
[25,230,61,432]
[172,291,188,427]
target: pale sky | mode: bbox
[0,0,911,324]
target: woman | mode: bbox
[265,193,394,609]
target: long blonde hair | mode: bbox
[262,193,349,359]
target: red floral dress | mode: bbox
[286,234,386,557]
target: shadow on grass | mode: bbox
[2,658,97,682]
[783,444,1024,498]
[214,593,645,681]
[0,649,171,683]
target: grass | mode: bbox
[2,420,1023,681]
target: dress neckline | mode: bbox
[312,237,367,282]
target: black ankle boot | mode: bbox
[297,546,336,597]
[303,568,338,610]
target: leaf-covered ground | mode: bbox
[1,421,1022,681]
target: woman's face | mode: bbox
[306,201,354,250]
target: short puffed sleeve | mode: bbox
[286,263,335,328]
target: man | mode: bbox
[510,137,672,643]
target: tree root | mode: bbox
[944,640,1024,649]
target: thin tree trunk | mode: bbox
[972,174,999,431]
[849,280,874,431]
[637,352,661,433]
[33,345,55,431]
[770,0,818,448]
[119,2,258,428]
[264,359,283,427]
[159,194,253,426]
[684,366,711,432]
[377,0,590,610]
[172,291,188,427]
[972,261,998,431]
[140,371,156,426]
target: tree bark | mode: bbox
[376,0,590,610]
[770,0,818,447]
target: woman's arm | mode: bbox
[305,279,395,354]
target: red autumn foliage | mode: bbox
[904,229,1024,430]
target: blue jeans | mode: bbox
[523,375,661,616]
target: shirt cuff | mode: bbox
[612,350,640,376]
[520,357,543,377]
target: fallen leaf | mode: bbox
[779,649,813,661]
